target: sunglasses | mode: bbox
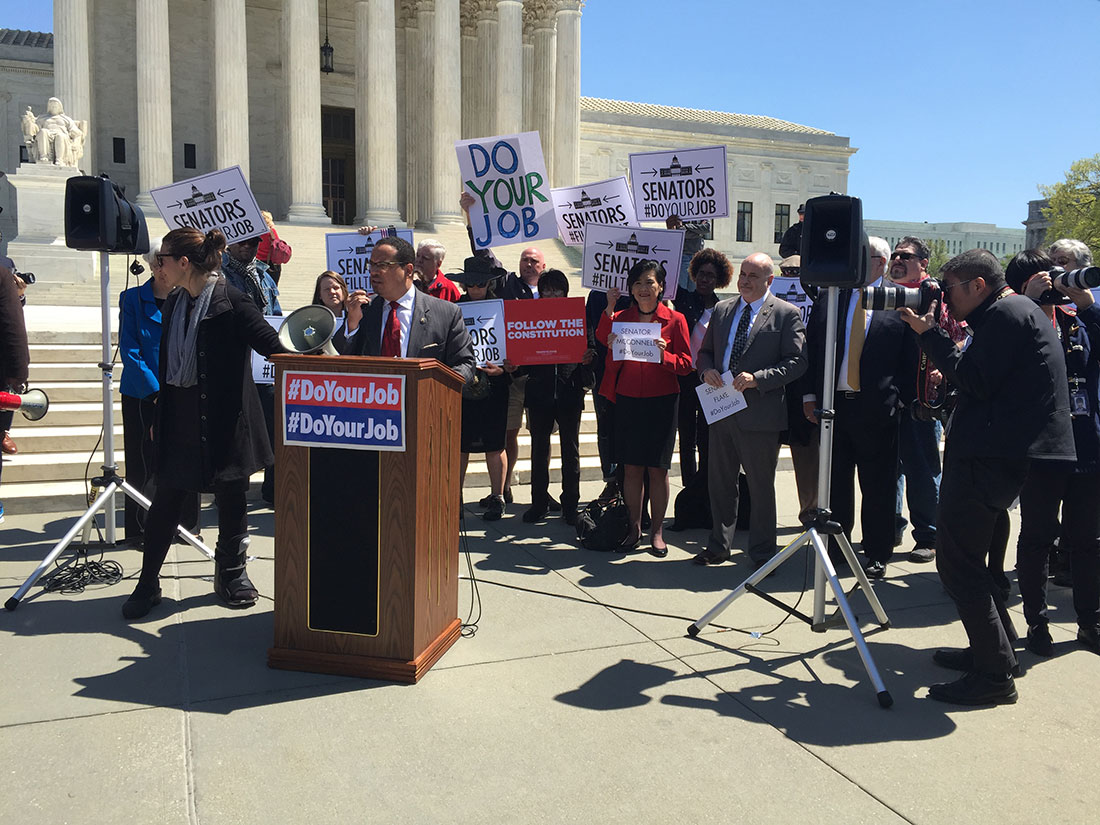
[155,253,182,266]
[890,251,919,261]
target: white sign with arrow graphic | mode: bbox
[628,145,728,221]
[459,299,507,367]
[550,176,638,247]
[150,166,267,244]
[324,227,415,294]
[581,223,684,300]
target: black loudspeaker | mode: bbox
[800,194,871,288]
[65,174,150,255]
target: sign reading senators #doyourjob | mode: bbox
[149,166,267,244]
[282,371,406,452]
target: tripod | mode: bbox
[687,286,893,708]
[5,251,213,611]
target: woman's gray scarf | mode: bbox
[165,275,218,388]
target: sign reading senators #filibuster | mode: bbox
[282,371,406,452]
[150,166,267,244]
[628,146,728,221]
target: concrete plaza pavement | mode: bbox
[2,469,1099,824]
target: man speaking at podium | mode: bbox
[343,236,475,384]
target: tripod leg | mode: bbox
[116,480,214,561]
[835,534,890,626]
[5,483,122,610]
[808,532,894,708]
[688,531,814,636]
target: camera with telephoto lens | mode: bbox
[1050,266,1100,291]
[861,278,943,315]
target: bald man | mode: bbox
[693,253,807,568]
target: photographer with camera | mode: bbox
[898,249,1075,705]
[1003,249,1100,657]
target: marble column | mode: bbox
[359,0,403,225]
[522,13,533,133]
[430,0,463,225]
[213,0,250,180]
[528,2,556,181]
[474,1,497,138]
[494,0,523,134]
[414,0,435,230]
[552,0,582,188]
[135,0,173,207]
[402,2,419,226]
[460,2,477,138]
[53,0,93,171]
[284,0,329,223]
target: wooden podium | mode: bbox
[266,354,463,683]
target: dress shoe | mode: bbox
[1,432,17,455]
[928,671,1018,706]
[908,546,936,563]
[522,505,548,523]
[1026,623,1053,657]
[863,560,887,580]
[933,648,1021,677]
[648,537,669,558]
[478,494,493,508]
[1078,623,1100,653]
[122,585,162,620]
[692,551,730,566]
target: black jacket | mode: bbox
[778,222,803,259]
[0,264,29,389]
[1056,302,1100,472]
[918,288,1075,463]
[156,278,285,492]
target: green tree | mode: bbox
[924,238,950,277]
[1040,154,1100,251]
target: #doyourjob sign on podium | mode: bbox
[267,355,463,683]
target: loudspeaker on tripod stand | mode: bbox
[800,194,872,288]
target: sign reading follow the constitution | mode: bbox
[550,176,638,246]
[505,297,588,365]
[324,227,415,295]
[283,371,406,452]
[456,131,557,249]
[582,223,683,300]
[150,166,266,244]
[628,146,729,221]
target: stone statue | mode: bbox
[21,97,87,168]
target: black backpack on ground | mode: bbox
[576,495,629,551]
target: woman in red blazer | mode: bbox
[596,259,692,556]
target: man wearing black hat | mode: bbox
[778,204,805,259]
[342,237,475,385]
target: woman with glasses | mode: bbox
[598,260,692,556]
[118,237,198,546]
[122,227,286,620]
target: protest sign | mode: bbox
[150,166,266,244]
[611,321,662,363]
[459,299,507,366]
[324,227,415,294]
[550,176,638,246]
[582,223,683,300]
[771,276,813,326]
[628,146,728,221]
[456,131,557,249]
[283,371,406,451]
[695,371,748,425]
[504,297,587,365]
[252,315,283,385]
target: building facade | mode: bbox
[1023,198,1051,249]
[863,219,1025,259]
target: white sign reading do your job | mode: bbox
[150,166,266,244]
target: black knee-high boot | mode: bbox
[214,534,258,607]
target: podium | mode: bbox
[266,354,463,683]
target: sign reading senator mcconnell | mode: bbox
[282,371,406,452]
[150,166,266,244]
[628,146,728,221]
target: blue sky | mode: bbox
[5,0,1097,229]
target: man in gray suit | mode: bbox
[343,236,476,385]
[693,253,807,567]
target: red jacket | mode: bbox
[596,302,692,401]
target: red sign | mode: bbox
[504,298,588,366]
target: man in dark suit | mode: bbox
[801,237,917,578]
[694,253,807,567]
[343,237,475,385]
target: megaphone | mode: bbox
[0,388,50,421]
[278,305,340,356]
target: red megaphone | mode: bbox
[0,388,49,421]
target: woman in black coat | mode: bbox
[122,227,286,619]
